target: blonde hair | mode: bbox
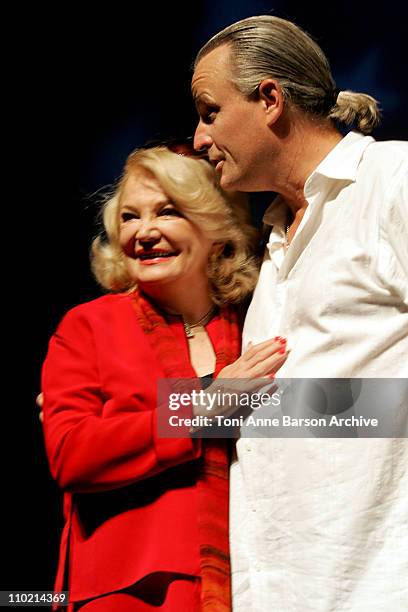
[195,15,380,135]
[91,147,259,305]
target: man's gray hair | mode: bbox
[195,15,380,134]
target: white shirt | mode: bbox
[231,132,408,611]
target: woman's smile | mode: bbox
[135,248,179,264]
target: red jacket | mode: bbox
[42,293,229,603]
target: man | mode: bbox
[192,15,408,612]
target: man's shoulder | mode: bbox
[358,138,408,184]
[364,138,408,165]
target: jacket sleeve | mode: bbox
[41,307,201,493]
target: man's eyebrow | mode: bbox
[192,86,211,101]
[193,94,214,108]
[192,91,203,104]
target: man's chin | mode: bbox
[220,175,247,193]
[219,171,238,191]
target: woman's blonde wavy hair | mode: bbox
[91,146,259,305]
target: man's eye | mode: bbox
[121,212,138,222]
[202,107,218,124]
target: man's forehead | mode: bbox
[191,45,232,97]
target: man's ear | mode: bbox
[258,78,285,126]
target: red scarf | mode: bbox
[131,290,241,611]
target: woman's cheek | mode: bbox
[119,228,136,257]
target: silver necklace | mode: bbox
[284,224,291,249]
[183,305,216,338]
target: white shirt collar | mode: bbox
[307,130,374,183]
[263,131,375,227]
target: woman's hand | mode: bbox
[217,337,288,380]
[36,392,44,423]
[193,337,288,419]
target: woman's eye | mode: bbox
[159,207,182,217]
[121,212,138,222]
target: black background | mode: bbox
[5,1,407,594]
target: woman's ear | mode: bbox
[210,242,226,261]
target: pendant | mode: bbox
[184,322,194,338]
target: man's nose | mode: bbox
[193,121,213,152]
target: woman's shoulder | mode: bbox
[57,292,136,330]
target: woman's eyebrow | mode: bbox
[120,197,173,211]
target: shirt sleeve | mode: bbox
[378,159,408,305]
[41,307,201,493]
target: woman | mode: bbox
[42,145,288,611]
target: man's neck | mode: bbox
[273,119,343,216]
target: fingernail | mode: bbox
[279,348,286,354]
[269,372,276,379]
[273,336,281,341]
[279,338,287,345]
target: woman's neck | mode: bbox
[139,282,214,324]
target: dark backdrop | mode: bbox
[5,1,407,594]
